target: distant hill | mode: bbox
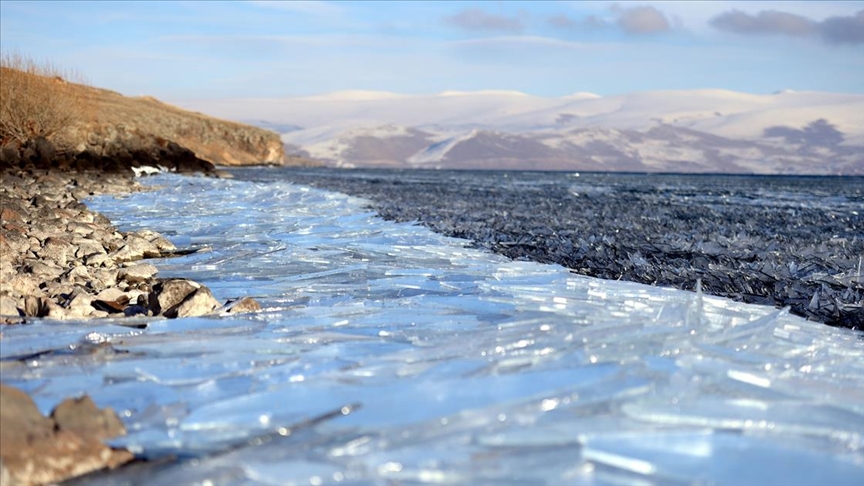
[175,89,864,175]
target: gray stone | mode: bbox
[62,265,91,285]
[0,295,20,316]
[224,296,263,315]
[0,384,54,451]
[118,263,158,283]
[151,279,199,315]
[112,235,160,262]
[26,260,64,280]
[172,287,220,318]
[65,292,94,318]
[23,296,41,317]
[51,395,126,441]
[149,235,176,253]
[67,222,96,236]
[85,253,113,268]
[41,298,69,320]
[94,287,127,302]
[8,275,41,296]
[37,236,75,266]
[73,237,106,258]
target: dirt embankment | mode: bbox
[64,87,288,166]
[1,61,321,169]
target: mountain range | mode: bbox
[176,89,864,174]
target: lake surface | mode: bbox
[234,168,864,329]
[2,171,863,485]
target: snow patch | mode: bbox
[407,130,480,166]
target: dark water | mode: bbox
[229,168,864,329]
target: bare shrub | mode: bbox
[0,51,91,146]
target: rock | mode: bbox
[73,236,107,258]
[65,291,94,318]
[41,298,69,319]
[0,207,25,224]
[92,295,130,314]
[38,236,75,266]
[85,253,113,268]
[9,275,41,296]
[0,385,133,486]
[1,227,30,253]
[23,296,41,317]
[118,263,158,283]
[62,265,92,286]
[112,234,161,262]
[68,222,97,236]
[149,235,176,253]
[150,279,199,315]
[51,395,126,441]
[0,295,21,317]
[94,287,128,302]
[0,384,54,451]
[30,136,56,165]
[223,296,263,315]
[171,287,220,318]
[123,304,149,317]
[25,260,64,280]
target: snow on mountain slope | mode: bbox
[174,89,864,174]
[176,89,863,139]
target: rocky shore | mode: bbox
[0,168,260,322]
[1,147,260,485]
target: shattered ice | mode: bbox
[1,173,862,485]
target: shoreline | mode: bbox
[0,167,260,485]
[3,167,863,485]
[243,166,864,330]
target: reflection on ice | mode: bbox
[3,173,863,485]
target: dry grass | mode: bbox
[0,51,93,146]
[0,51,287,165]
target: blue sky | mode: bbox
[1,1,862,100]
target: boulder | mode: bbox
[38,236,75,266]
[74,237,107,259]
[51,395,126,441]
[0,295,22,317]
[94,287,128,303]
[223,296,263,315]
[118,263,158,284]
[150,279,199,315]
[0,385,133,485]
[112,235,160,262]
[172,287,220,318]
[0,385,54,451]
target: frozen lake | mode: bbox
[2,172,863,485]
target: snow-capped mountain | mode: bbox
[175,89,864,174]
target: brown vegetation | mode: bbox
[1,51,295,166]
[0,52,92,147]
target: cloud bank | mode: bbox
[548,4,671,35]
[443,8,523,33]
[710,9,864,45]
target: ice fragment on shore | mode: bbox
[8,172,859,485]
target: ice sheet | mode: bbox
[2,173,862,485]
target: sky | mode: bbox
[1,1,863,101]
